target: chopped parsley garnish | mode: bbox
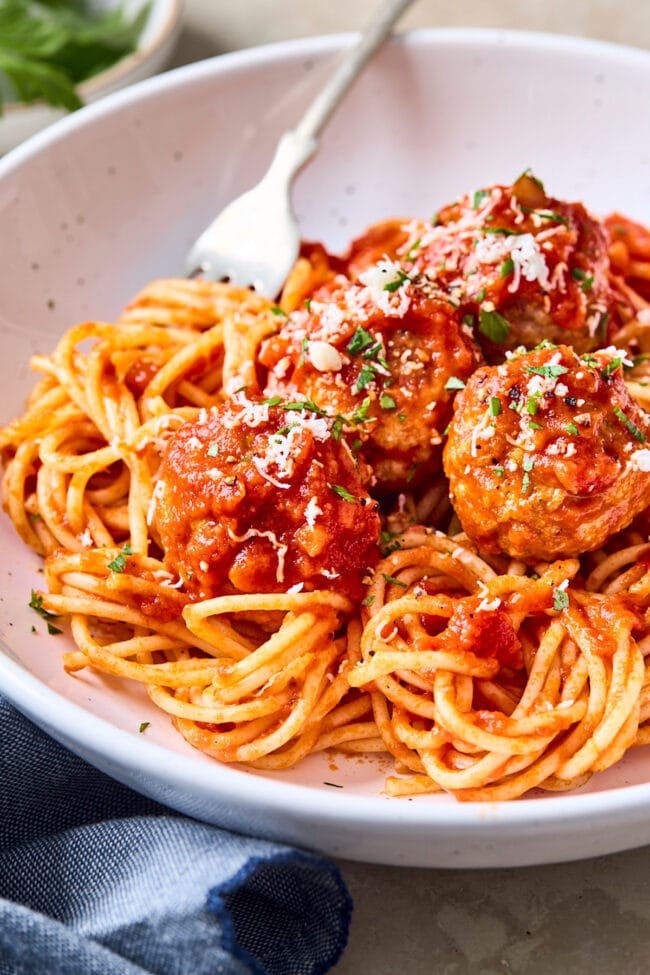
[613,406,647,443]
[494,465,504,478]
[553,587,569,612]
[566,422,580,436]
[526,396,539,415]
[139,721,150,733]
[352,397,372,424]
[380,392,396,410]
[528,420,542,430]
[500,257,515,278]
[331,484,356,502]
[355,362,380,391]
[525,363,568,379]
[520,206,569,225]
[397,412,407,423]
[270,305,287,316]
[479,308,511,344]
[347,325,375,356]
[382,574,408,588]
[600,357,623,378]
[445,376,465,391]
[462,313,475,328]
[473,189,489,210]
[29,590,62,634]
[406,463,419,482]
[206,442,219,457]
[107,543,133,574]
[261,396,282,407]
[282,398,327,416]
[483,227,519,236]
[405,238,421,260]
[475,288,486,303]
[521,455,534,494]
[380,531,402,555]
[571,267,594,292]
[383,269,410,292]
[362,594,375,606]
[298,336,309,366]
[489,397,502,417]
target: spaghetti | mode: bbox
[4,174,650,801]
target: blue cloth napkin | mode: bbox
[0,697,352,975]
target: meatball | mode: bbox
[443,343,650,560]
[155,395,381,599]
[350,174,614,358]
[259,264,483,491]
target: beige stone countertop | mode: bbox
[170,3,650,973]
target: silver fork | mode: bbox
[184,0,416,297]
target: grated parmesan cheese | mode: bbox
[473,232,552,293]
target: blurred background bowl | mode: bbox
[0,0,184,154]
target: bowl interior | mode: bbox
[2,29,650,867]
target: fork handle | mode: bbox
[263,0,416,186]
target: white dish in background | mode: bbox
[0,0,184,154]
[2,29,650,869]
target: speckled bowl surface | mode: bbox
[2,29,650,868]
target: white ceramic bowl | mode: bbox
[2,29,650,869]
[0,0,184,154]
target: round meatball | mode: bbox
[443,343,650,560]
[155,395,381,599]
[350,174,614,358]
[259,265,483,492]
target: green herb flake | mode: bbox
[500,257,515,278]
[613,406,647,443]
[383,269,410,293]
[494,465,504,479]
[475,288,486,303]
[362,594,375,606]
[29,589,62,633]
[528,420,543,430]
[566,422,580,436]
[331,484,356,503]
[445,376,466,391]
[473,189,489,210]
[479,308,511,344]
[380,392,396,410]
[346,325,375,356]
[107,543,133,574]
[525,364,569,379]
[206,442,219,457]
[270,305,287,316]
[382,574,408,588]
[298,336,309,366]
[355,362,379,391]
[553,587,570,612]
[601,357,623,378]
[139,721,150,734]
[521,206,569,225]
[526,396,539,416]
[483,227,519,236]
[489,396,502,417]
[282,398,327,416]
[405,238,421,260]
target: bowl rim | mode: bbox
[3,25,650,858]
[1,0,185,118]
